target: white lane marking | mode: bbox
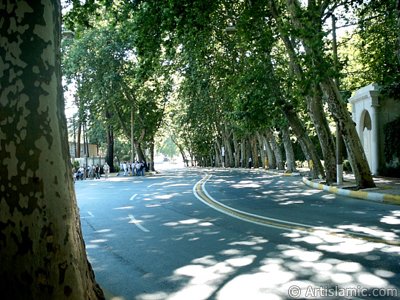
[128,214,150,232]
[129,194,138,201]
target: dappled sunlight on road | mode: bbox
[129,207,400,300]
[77,169,400,300]
[380,210,400,225]
[134,225,399,300]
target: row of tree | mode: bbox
[63,0,400,188]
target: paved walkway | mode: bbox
[301,172,400,205]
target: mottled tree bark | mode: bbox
[283,106,324,179]
[266,130,285,170]
[281,126,297,172]
[0,1,104,299]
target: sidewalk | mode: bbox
[302,172,400,205]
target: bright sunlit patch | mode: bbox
[317,240,377,254]
[357,273,388,288]
[168,284,215,300]
[321,194,336,199]
[163,221,179,226]
[330,273,353,284]
[380,211,400,225]
[167,183,190,187]
[226,255,256,267]
[312,262,333,272]
[296,235,324,244]
[218,272,294,300]
[199,222,213,227]
[231,181,261,189]
[192,255,218,266]
[95,229,111,233]
[283,232,301,238]
[155,193,179,200]
[113,206,134,210]
[335,262,362,273]
[338,224,399,241]
[278,200,304,205]
[229,236,268,246]
[179,218,200,225]
[220,249,242,256]
[89,239,108,243]
[380,216,400,225]
[282,249,322,262]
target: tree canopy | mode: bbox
[62,0,400,187]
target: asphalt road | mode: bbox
[75,168,400,300]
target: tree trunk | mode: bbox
[256,132,266,168]
[223,135,233,168]
[240,139,246,167]
[281,126,297,172]
[0,1,104,299]
[250,137,259,168]
[307,89,337,184]
[106,125,115,172]
[105,109,115,172]
[283,106,324,179]
[76,122,82,158]
[266,130,285,170]
[233,132,240,167]
[320,79,375,187]
[262,134,276,169]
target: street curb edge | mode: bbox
[302,177,400,206]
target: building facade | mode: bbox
[349,84,400,175]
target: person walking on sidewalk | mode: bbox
[103,162,110,179]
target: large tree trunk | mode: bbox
[283,106,325,179]
[266,130,285,170]
[281,125,297,172]
[232,132,240,167]
[320,79,375,187]
[222,129,233,168]
[76,122,82,158]
[105,125,115,172]
[0,2,104,299]
[307,89,337,184]
[261,133,276,169]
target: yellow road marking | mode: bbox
[193,175,400,246]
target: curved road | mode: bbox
[76,168,400,299]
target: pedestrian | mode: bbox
[72,167,77,182]
[78,166,84,180]
[135,160,141,176]
[95,164,100,179]
[140,160,145,176]
[89,165,95,179]
[103,162,110,179]
[123,161,127,176]
[248,157,252,169]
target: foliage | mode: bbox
[62,0,399,178]
[355,0,400,98]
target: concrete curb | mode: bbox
[302,177,400,205]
